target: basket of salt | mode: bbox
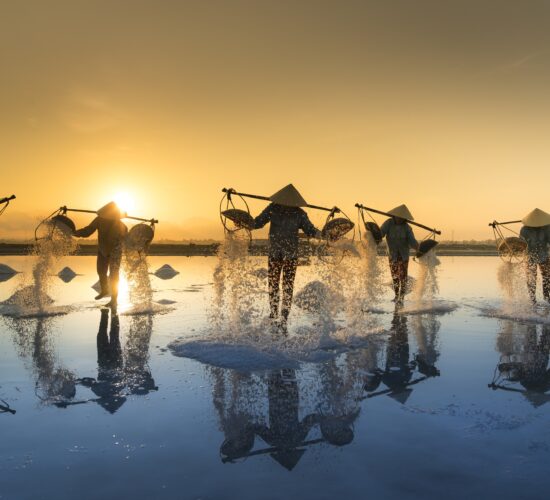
[50,215,76,236]
[416,239,439,258]
[221,209,255,230]
[497,237,527,257]
[364,222,383,244]
[126,223,155,252]
[322,218,355,242]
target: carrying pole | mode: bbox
[0,195,16,204]
[355,203,441,235]
[488,220,521,228]
[60,206,158,224]
[222,188,339,214]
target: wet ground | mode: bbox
[1,255,549,500]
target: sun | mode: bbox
[113,192,135,214]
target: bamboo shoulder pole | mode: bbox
[222,188,339,213]
[488,220,522,228]
[355,203,441,235]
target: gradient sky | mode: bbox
[2,0,550,240]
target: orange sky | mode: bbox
[2,0,550,241]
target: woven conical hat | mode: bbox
[387,204,414,221]
[97,201,125,220]
[270,184,307,207]
[522,208,550,227]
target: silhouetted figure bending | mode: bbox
[73,201,127,309]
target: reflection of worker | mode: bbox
[254,369,318,470]
[380,205,419,305]
[73,202,128,309]
[80,309,126,413]
[519,209,550,304]
[253,185,321,330]
[496,323,550,404]
[383,313,414,396]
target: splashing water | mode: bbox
[497,261,530,311]
[123,248,154,313]
[412,250,440,304]
[3,222,76,316]
[211,232,266,335]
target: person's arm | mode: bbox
[520,226,527,239]
[253,204,273,230]
[406,225,419,249]
[73,217,99,238]
[299,211,321,239]
[380,219,390,238]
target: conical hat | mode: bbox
[522,208,550,227]
[97,201,125,220]
[387,204,414,221]
[270,184,307,207]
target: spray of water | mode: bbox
[211,232,266,335]
[412,250,440,304]
[496,261,530,312]
[4,221,76,315]
[123,248,154,313]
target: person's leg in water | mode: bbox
[280,258,298,332]
[389,259,400,301]
[396,259,409,306]
[96,253,110,300]
[526,258,538,305]
[268,257,284,320]
[540,260,550,303]
[106,245,123,311]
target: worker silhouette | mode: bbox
[380,205,419,306]
[519,208,550,304]
[73,201,128,310]
[252,184,321,331]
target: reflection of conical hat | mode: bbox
[270,184,307,207]
[522,208,550,227]
[387,204,414,220]
[97,201,125,220]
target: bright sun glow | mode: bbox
[113,192,135,215]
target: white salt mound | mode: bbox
[153,264,179,280]
[0,263,18,275]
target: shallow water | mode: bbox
[0,255,549,500]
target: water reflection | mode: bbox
[361,310,440,403]
[490,320,550,407]
[2,315,77,405]
[72,310,158,412]
[211,310,444,470]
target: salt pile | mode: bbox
[0,263,18,275]
[0,263,18,283]
[57,266,77,283]
[153,264,179,280]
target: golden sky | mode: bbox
[2,0,550,240]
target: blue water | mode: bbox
[0,256,549,500]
